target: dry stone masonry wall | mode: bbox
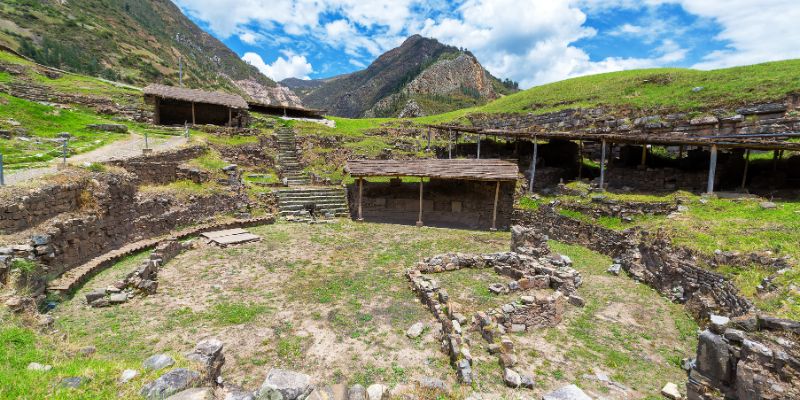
[0,180,85,234]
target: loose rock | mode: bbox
[406,322,425,339]
[140,369,201,400]
[661,382,682,400]
[167,387,215,400]
[503,368,521,388]
[256,368,313,400]
[143,354,175,371]
[366,384,387,400]
[27,362,52,372]
[119,369,139,384]
[542,384,592,400]
[347,384,366,400]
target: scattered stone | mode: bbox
[143,354,176,371]
[220,385,256,400]
[366,384,387,400]
[520,372,535,389]
[86,124,128,133]
[510,324,526,333]
[488,283,506,294]
[520,296,535,305]
[141,369,201,400]
[759,202,777,210]
[90,298,110,308]
[109,292,128,304]
[499,353,518,368]
[348,384,366,400]
[60,377,86,389]
[503,368,521,388]
[256,368,313,400]
[457,358,473,385]
[568,295,585,307]
[186,338,225,385]
[661,382,682,399]
[27,362,52,372]
[406,322,425,339]
[607,264,621,275]
[85,289,106,304]
[119,369,139,384]
[508,281,520,291]
[709,314,730,334]
[501,304,515,313]
[542,384,592,400]
[77,346,96,358]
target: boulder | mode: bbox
[60,377,86,389]
[542,384,592,400]
[759,202,777,210]
[366,384,387,400]
[27,362,52,372]
[186,338,225,385]
[85,289,106,304]
[406,322,425,339]
[606,264,621,275]
[143,354,176,371]
[503,368,521,388]
[661,382,682,400]
[119,369,139,384]
[109,292,128,304]
[167,387,215,400]
[415,376,449,393]
[256,368,313,400]
[695,330,732,387]
[140,369,201,400]
[520,372,535,389]
[347,384,366,400]
[709,315,730,334]
[219,384,256,400]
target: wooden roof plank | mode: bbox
[345,159,519,181]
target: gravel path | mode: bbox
[4,133,187,185]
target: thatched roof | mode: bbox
[345,159,519,181]
[143,84,248,109]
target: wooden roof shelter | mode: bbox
[345,159,518,181]
[247,101,326,119]
[346,159,518,230]
[144,84,248,109]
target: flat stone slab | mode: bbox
[200,228,248,240]
[210,233,261,246]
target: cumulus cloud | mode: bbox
[242,52,314,81]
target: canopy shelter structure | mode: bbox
[427,124,800,194]
[144,84,249,127]
[345,159,518,230]
[247,101,326,119]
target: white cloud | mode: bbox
[238,31,262,45]
[242,52,314,81]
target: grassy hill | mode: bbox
[416,59,800,125]
[0,0,275,93]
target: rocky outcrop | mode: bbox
[405,53,497,100]
[235,79,303,108]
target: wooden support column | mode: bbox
[427,127,431,150]
[679,145,685,159]
[599,139,607,191]
[741,149,750,191]
[529,138,538,193]
[416,178,424,227]
[191,102,196,125]
[640,145,648,166]
[448,129,452,159]
[228,107,232,127]
[477,135,481,159]
[707,144,718,194]
[491,181,500,231]
[357,178,364,221]
[577,140,584,179]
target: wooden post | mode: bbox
[357,178,364,221]
[491,181,500,231]
[427,127,431,150]
[191,102,196,125]
[741,149,750,190]
[707,145,718,194]
[679,145,684,159]
[529,138,537,193]
[477,135,481,159]
[228,107,232,127]
[640,145,647,166]
[599,139,607,191]
[448,129,452,159]
[577,140,584,180]
[416,178,424,227]
[773,150,779,172]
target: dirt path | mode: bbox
[4,133,187,185]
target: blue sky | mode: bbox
[173,0,800,88]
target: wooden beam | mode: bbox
[191,102,196,125]
[154,97,161,125]
[599,139,607,191]
[477,135,481,159]
[529,139,537,193]
[357,178,364,221]
[491,181,500,231]
[448,129,452,159]
[707,144,718,194]
[679,145,684,159]
[427,127,431,150]
[416,178,424,227]
[228,107,232,127]
[578,140,584,179]
[741,149,750,191]
[640,145,648,166]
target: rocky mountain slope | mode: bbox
[0,0,298,105]
[297,35,517,118]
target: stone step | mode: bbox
[278,201,348,209]
[278,195,346,203]
[277,190,347,197]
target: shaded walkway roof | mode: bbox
[144,84,248,109]
[346,159,519,181]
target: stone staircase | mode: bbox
[276,127,310,186]
[276,187,350,219]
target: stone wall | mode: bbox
[605,166,712,192]
[0,179,86,234]
[347,179,515,230]
[512,207,752,319]
[687,314,799,399]
[108,145,209,184]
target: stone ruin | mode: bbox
[85,239,191,308]
[406,225,583,388]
